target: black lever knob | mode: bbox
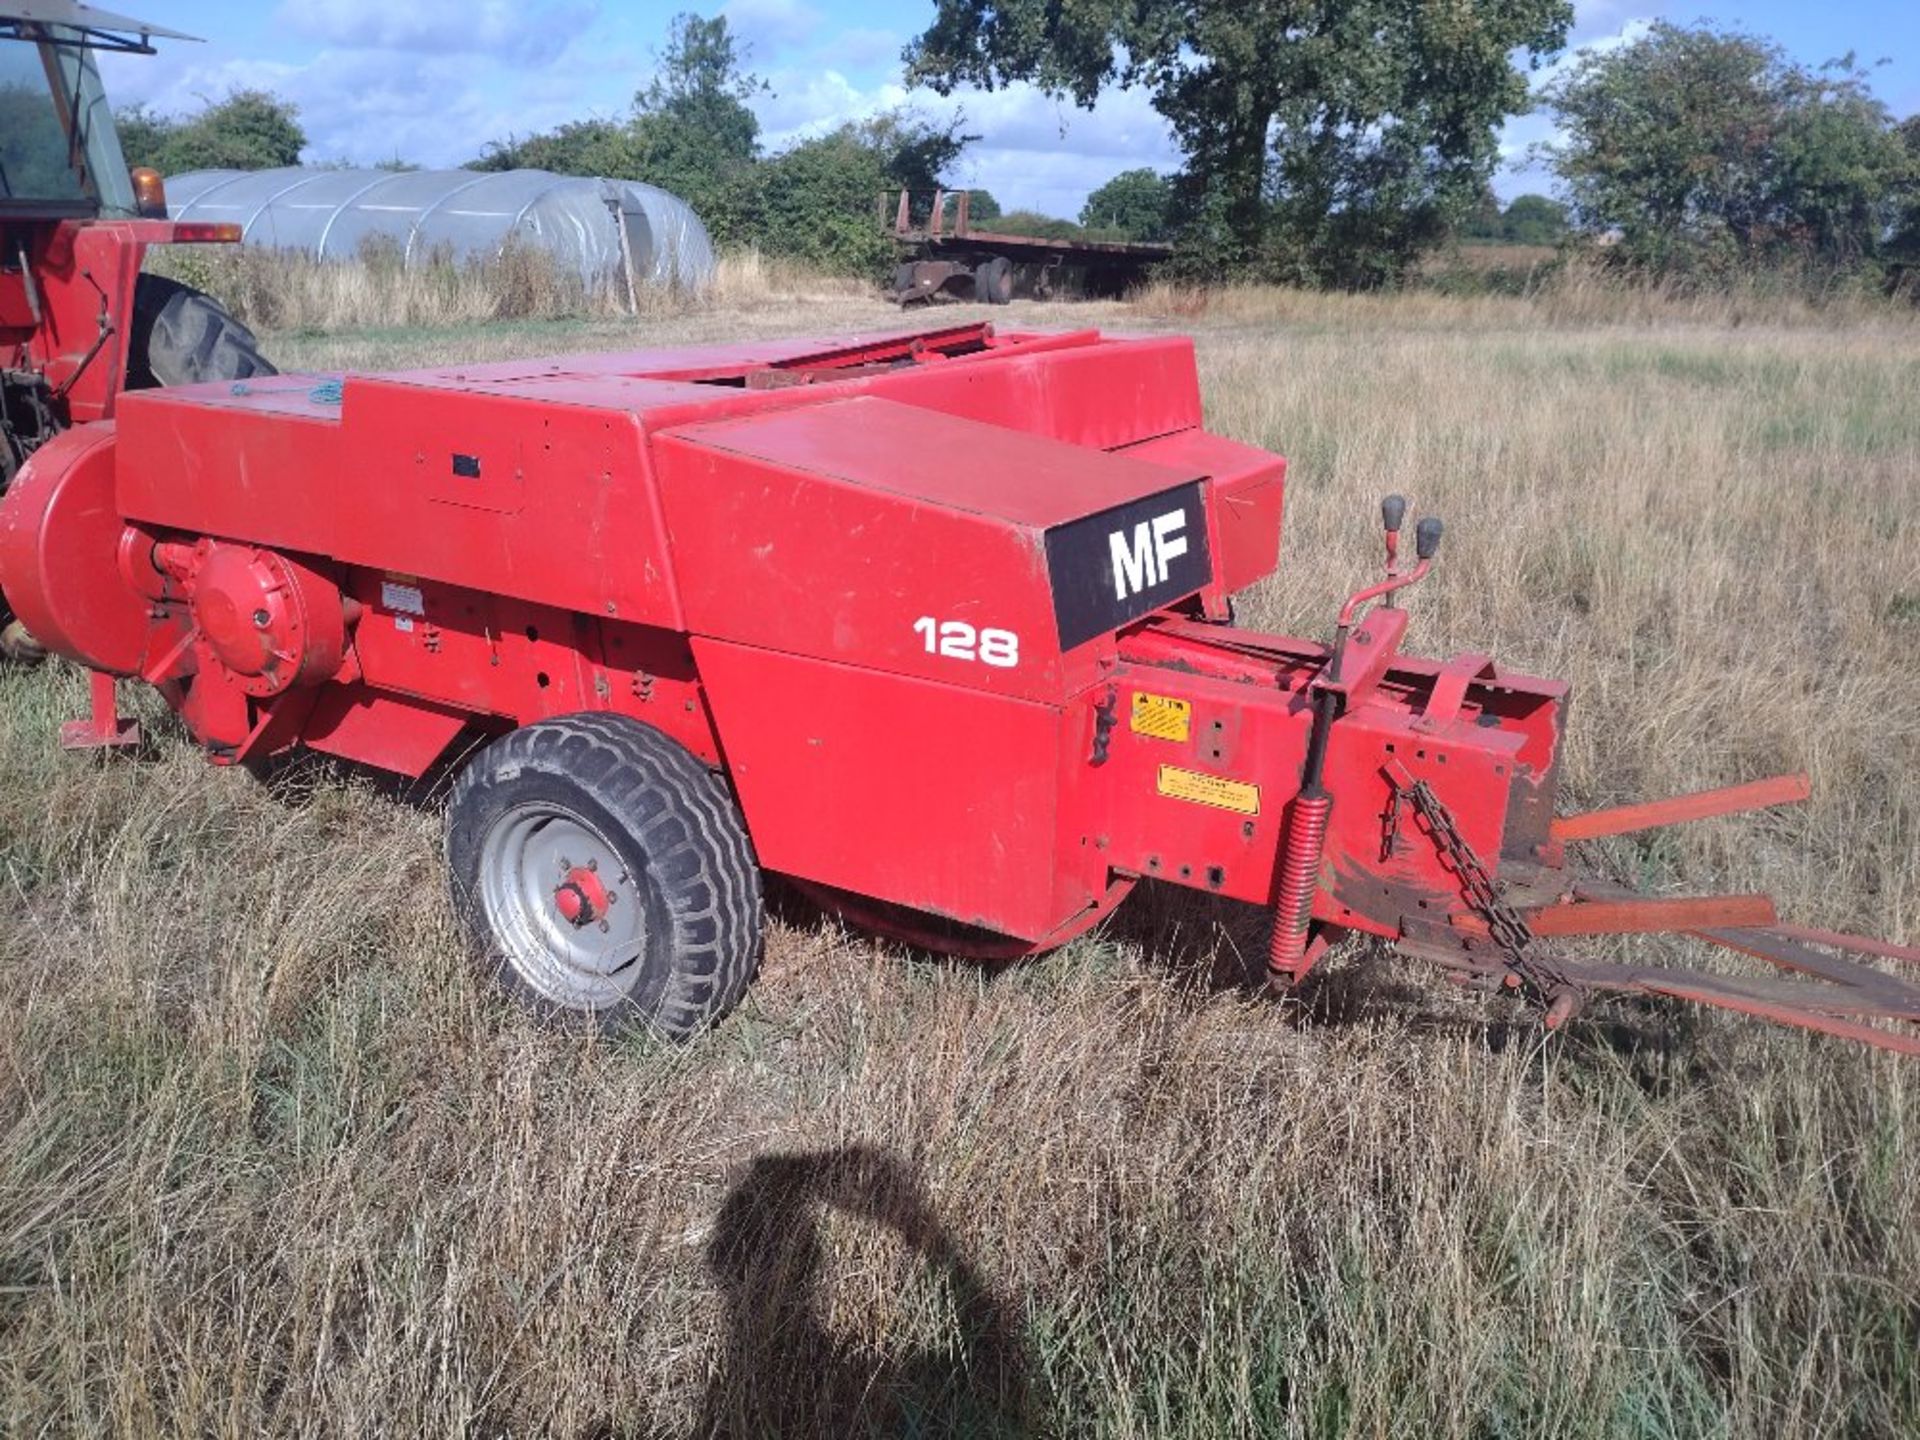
[1415,517,1444,561]
[1381,494,1407,534]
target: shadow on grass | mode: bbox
[698,1144,1034,1437]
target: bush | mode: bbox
[1546,22,1918,280]
[119,91,305,175]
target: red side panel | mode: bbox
[652,397,1209,704]
[695,639,1099,940]
[1123,430,1286,596]
[302,685,471,777]
[857,334,1204,451]
[113,379,683,628]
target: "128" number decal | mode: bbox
[913,617,1019,668]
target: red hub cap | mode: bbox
[553,866,611,927]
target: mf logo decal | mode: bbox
[1109,510,1190,600]
[1044,482,1213,650]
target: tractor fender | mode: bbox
[0,423,153,676]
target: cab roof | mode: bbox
[0,0,197,52]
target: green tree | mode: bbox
[1546,23,1916,274]
[628,12,765,240]
[753,112,975,271]
[961,188,999,222]
[1079,168,1172,240]
[1500,193,1568,245]
[470,14,765,243]
[114,103,174,172]
[1456,185,1507,242]
[466,14,978,275]
[907,0,1571,287]
[119,90,305,174]
[994,209,1079,239]
[471,119,639,177]
[1894,117,1920,266]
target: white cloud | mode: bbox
[99,42,630,170]
[750,62,1179,218]
[1535,14,1657,87]
[1571,0,1662,42]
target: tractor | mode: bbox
[0,0,272,660]
[2,315,1917,1055]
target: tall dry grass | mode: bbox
[1,286,1918,1437]
[1132,260,1917,333]
[145,244,872,336]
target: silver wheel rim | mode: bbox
[477,802,647,1011]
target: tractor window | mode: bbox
[48,31,133,215]
[0,38,87,203]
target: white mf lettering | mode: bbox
[1109,509,1190,600]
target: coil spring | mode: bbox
[1267,792,1332,981]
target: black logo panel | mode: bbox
[1044,482,1212,651]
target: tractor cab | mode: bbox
[0,2,272,662]
[0,2,170,225]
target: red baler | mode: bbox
[3,321,1916,1049]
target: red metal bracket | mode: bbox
[60,668,139,751]
[1411,651,1494,733]
[1313,606,1406,706]
[1551,773,1810,843]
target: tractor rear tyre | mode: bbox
[973,256,1014,305]
[126,273,277,390]
[1,276,277,666]
[0,619,44,664]
[447,713,763,1038]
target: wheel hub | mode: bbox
[553,865,611,926]
[477,805,645,1010]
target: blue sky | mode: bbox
[99,1,1920,217]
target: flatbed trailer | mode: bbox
[882,188,1172,305]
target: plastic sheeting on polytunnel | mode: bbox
[163,167,716,293]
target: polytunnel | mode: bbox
[162,167,716,296]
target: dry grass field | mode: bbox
[1,263,1917,1437]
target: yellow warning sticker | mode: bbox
[1156,765,1260,815]
[1131,691,1193,743]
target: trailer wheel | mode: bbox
[973,256,1014,305]
[126,273,277,390]
[447,714,763,1038]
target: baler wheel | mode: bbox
[125,273,277,390]
[447,714,763,1038]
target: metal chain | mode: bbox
[1394,772,1577,1003]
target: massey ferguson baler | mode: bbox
[3,320,1918,1052]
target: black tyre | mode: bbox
[126,273,277,390]
[0,618,44,664]
[447,713,764,1037]
[973,256,1014,305]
